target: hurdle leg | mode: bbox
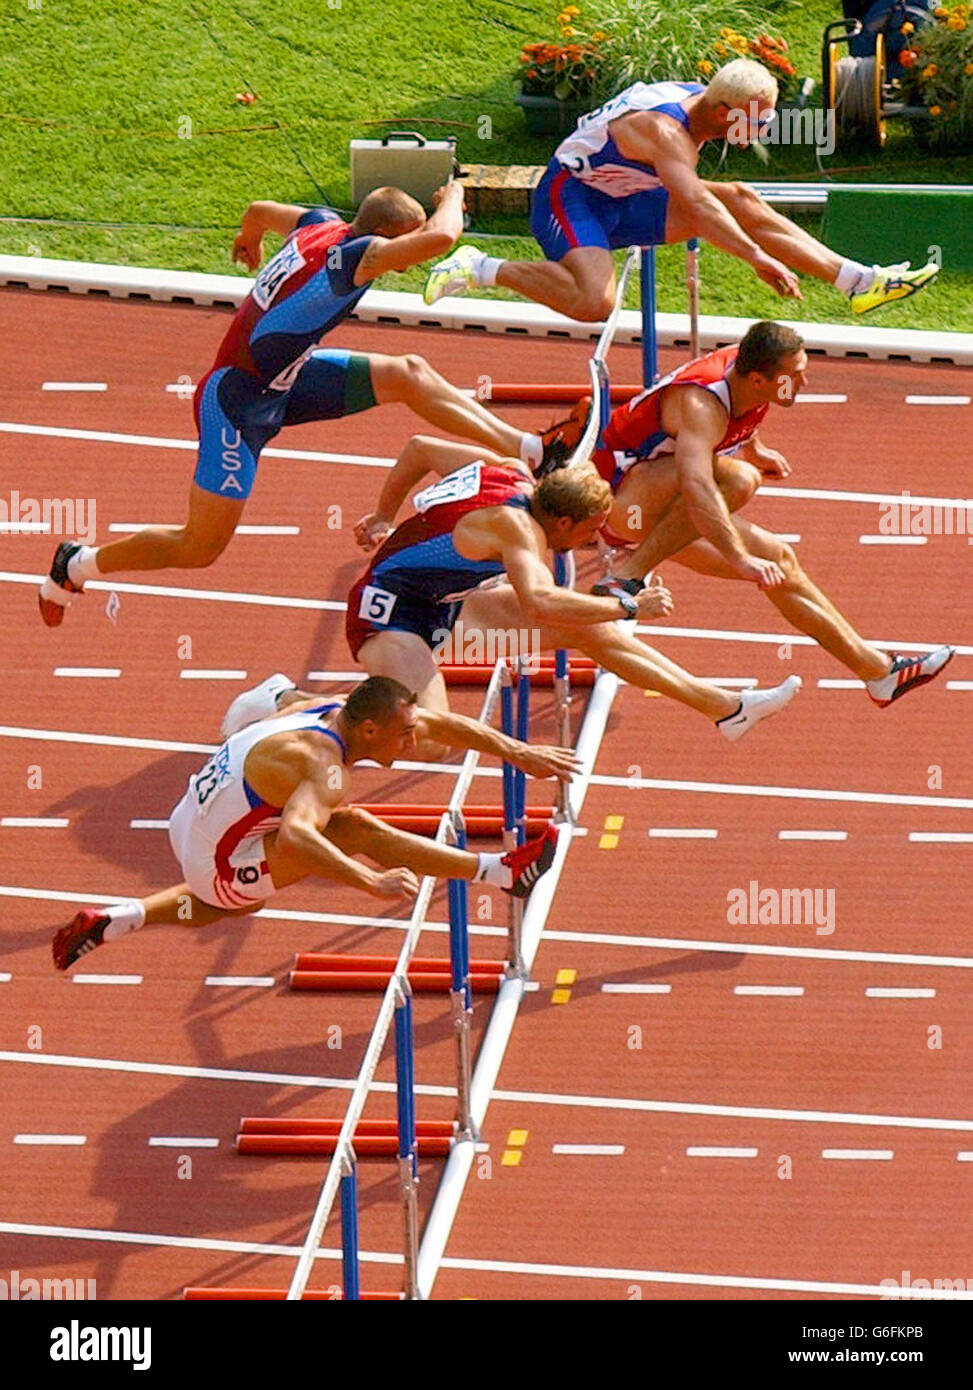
[686,238,700,360]
[339,1163,360,1301]
[500,665,526,978]
[393,986,421,1299]
[641,246,658,386]
[447,814,476,1140]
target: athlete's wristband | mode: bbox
[592,576,645,598]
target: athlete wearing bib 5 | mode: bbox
[347,437,802,747]
[38,184,545,628]
[52,676,578,970]
[424,59,939,323]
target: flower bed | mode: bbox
[896,3,973,144]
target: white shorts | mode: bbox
[168,790,276,909]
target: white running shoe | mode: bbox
[716,675,802,742]
[422,245,484,305]
[865,646,954,707]
[220,673,297,740]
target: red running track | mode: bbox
[0,287,970,1300]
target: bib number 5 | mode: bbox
[358,584,397,625]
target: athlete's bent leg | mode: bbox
[496,246,617,322]
[368,353,528,458]
[357,629,453,760]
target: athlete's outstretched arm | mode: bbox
[354,437,521,551]
[275,773,408,897]
[233,201,308,270]
[416,708,580,782]
[354,182,466,284]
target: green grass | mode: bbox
[1,0,970,328]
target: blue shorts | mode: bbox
[530,160,670,262]
[192,349,376,499]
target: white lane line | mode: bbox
[14,1134,86,1145]
[523,981,541,992]
[109,524,300,536]
[307,670,360,682]
[795,394,847,403]
[593,771,973,811]
[818,678,865,689]
[72,975,143,986]
[147,1137,219,1148]
[0,725,214,755]
[41,381,106,392]
[0,521,49,532]
[130,819,169,830]
[53,667,121,679]
[733,986,804,997]
[687,1146,758,1158]
[905,395,970,405]
[821,1149,893,1161]
[778,830,847,841]
[165,383,195,394]
[601,983,671,995]
[0,420,395,468]
[635,622,973,658]
[1,570,343,612]
[759,483,973,509]
[2,1048,972,1132]
[701,677,757,688]
[179,669,247,681]
[909,832,973,843]
[1,818,69,828]
[0,973,10,983]
[552,1144,625,1156]
[859,535,927,546]
[204,976,275,988]
[957,1152,973,1162]
[947,682,973,690]
[865,987,936,999]
[4,1220,970,1297]
[648,828,718,839]
[0,1048,442,1097]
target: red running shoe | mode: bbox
[502,823,558,899]
[52,908,109,971]
[38,540,85,628]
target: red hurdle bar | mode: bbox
[236,1133,454,1157]
[238,1117,456,1137]
[475,383,641,404]
[288,969,503,994]
[184,1288,403,1300]
[438,660,597,688]
[292,953,506,976]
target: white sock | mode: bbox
[67,545,101,586]
[519,433,543,467]
[474,852,513,889]
[834,259,874,295]
[102,900,147,942]
[475,256,506,288]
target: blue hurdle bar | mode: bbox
[447,813,475,1136]
[515,659,530,846]
[339,1167,360,1301]
[552,552,573,822]
[641,245,658,387]
[500,665,526,977]
[394,987,420,1297]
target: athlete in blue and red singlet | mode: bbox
[423,59,938,323]
[338,437,804,747]
[38,183,542,627]
[537,320,955,709]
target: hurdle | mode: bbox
[480,239,701,403]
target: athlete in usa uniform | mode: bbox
[423,60,939,323]
[38,184,543,627]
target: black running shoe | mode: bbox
[537,397,591,477]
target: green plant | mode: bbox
[517,5,607,100]
[895,3,973,144]
[583,0,797,102]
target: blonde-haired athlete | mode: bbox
[425,59,938,321]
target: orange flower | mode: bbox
[900,48,917,67]
[922,63,939,77]
[966,61,973,75]
[900,21,914,33]
[929,104,942,115]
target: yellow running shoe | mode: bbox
[423,245,483,305]
[849,261,940,315]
